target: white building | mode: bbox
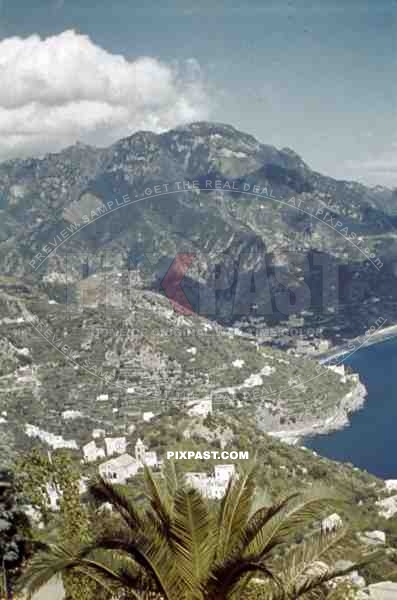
[185,472,208,485]
[359,530,386,546]
[25,424,78,450]
[187,398,213,418]
[135,438,159,468]
[16,365,35,383]
[99,454,140,484]
[105,436,127,456]
[62,410,83,420]
[214,464,235,483]
[185,465,235,500]
[317,339,330,352]
[377,495,397,519]
[142,411,155,422]
[144,451,159,468]
[232,359,245,368]
[92,429,106,439]
[321,513,343,534]
[83,441,105,463]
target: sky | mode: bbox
[0,0,396,186]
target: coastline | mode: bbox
[260,326,397,447]
[265,381,368,446]
[316,323,397,365]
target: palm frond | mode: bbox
[232,493,300,556]
[87,528,179,600]
[143,465,173,531]
[207,553,277,600]
[162,460,178,498]
[170,487,215,599]
[19,464,386,600]
[289,549,384,599]
[274,533,385,600]
[246,491,339,559]
[89,476,144,531]
[17,544,118,599]
[216,466,257,561]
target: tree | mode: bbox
[0,470,31,599]
[55,455,97,600]
[16,449,97,600]
[20,464,382,600]
[15,449,55,525]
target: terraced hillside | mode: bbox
[0,278,354,457]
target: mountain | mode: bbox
[5,124,397,590]
[0,121,395,457]
[0,121,395,343]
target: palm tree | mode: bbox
[19,464,382,600]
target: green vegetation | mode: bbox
[16,450,97,600]
[20,464,383,600]
[0,469,32,599]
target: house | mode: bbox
[187,398,213,418]
[295,340,314,354]
[83,441,105,463]
[185,465,235,500]
[185,472,208,485]
[214,464,235,483]
[135,438,159,468]
[96,394,109,402]
[377,495,397,519]
[142,411,155,422]
[25,425,78,450]
[186,476,228,500]
[92,429,106,439]
[385,480,397,492]
[358,530,386,546]
[367,581,397,598]
[232,359,245,368]
[62,410,83,420]
[16,365,36,383]
[105,436,127,456]
[321,513,343,533]
[317,339,330,352]
[99,454,140,484]
[144,451,159,467]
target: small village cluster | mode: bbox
[90,436,161,483]
[44,429,237,507]
[24,393,243,509]
[83,428,237,500]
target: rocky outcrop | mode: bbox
[265,380,367,445]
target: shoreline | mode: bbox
[316,323,397,364]
[265,380,368,446]
[263,326,397,447]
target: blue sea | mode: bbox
[305,336,397,479]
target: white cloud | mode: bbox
[0,30,210,160]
